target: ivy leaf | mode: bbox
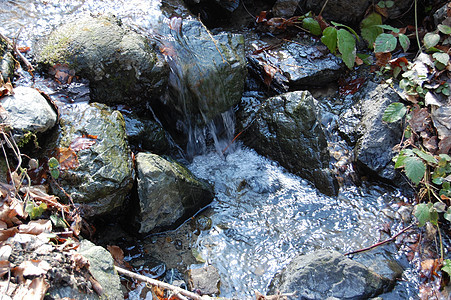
[398,34,410,52]
[442,259,451,277]
[50,169,60,180]
[321,27,338,54]
[423,33,440,49]
[383,102,406,123]
[360,13,383,48]
[385,0,394,8]
[438,24,451,35]
[414,203,430,227]
[25,201,48,220]
[412,148,438,165]
[433,52,450,65]
[337,29,356,69]
[303,17,322,36]
[404,156,425,185]
[331,21,360,41]
[376,24,400,33]
[48,157,59,169]
[374,33,397,52]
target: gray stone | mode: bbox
[163,18,247,125]
[240,91,338,196]
[432,105,451,140]
[0,86,57,144]
[303,0,371,24]
[248,36,343,94]
[78,240,123,300]
[272,0,301,17]
[269,250,391,299]
[51,103,134,217]
[136,152,213,233]
[187,265,220,295]
[352,82,403,180]
[34,14,168,107]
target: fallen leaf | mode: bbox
[56,147,79,170]
[23,277,49,300]
[0,227,19,242]
[71,253,89,271]
[375,52,392,67]
[409,107,430,133]
[18,219,52,235]
[438,137,451,154]
[69,136,97,151]
[49,64,75,85]
[0,260,10,277]
[13,260,51,278]
[23,186,70,213]
[70,213,82,236]
[256,11,268,23]
[107,245,125,267]
[17,46,30,53]
[263,64,278,87]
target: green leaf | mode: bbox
[25,201,47,220]
[438,24,451,35]
[374,33,397,52]
[360,13,383,48]
[423,33,440,49]
[444,207,451,222]
[414,203,430,227]
[395,153,407,168]
[50,214,68,228]
[433,52,450,65]
[50,169,60,180]
[433,202,447,213]
[385,0,394,8]
[439,154,451,162]
[377,1,386,8]
[382,102,406,123]
[48,157,59,169]
[412,148,438,165]
[443,259,451,276]
[398,34,410,52]
[356,53,373,65]
[321,27,338,53]
[375,24,400,33]
[331,21,360,41]
[191,248,206,263]
[303,17,322,36]
[337,29,356,69]
[404,156,426,185]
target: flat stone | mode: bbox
[187,265,220,295]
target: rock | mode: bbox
[135,152,214,233]
[51,103,134,218]
[432,105,451,154]
[78,240,123,300]
[343,82,403,180]
[162,18,247,126]
[269,250,391,299]
[239,91,338,196]
[271,0,301,17]
[303,0,371,24]
[183,0,240,25]
[187,265,220,295]
[123,112,169,154]
[34,14,168,108]
[0,36,15,82]
[247,36,343,94]
[0,86,57,145]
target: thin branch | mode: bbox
[344,224,414,256]
[0,32,34,72]
[115,266,204,300]
[319,0,330,17]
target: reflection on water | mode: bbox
[188,146,403,298]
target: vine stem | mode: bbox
[414,0,421,54]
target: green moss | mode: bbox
[17,131,39,148]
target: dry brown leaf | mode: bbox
[56,147,79,170]
[107,245,125,267]
[71,253,89,271]
[0,260,11,277]
[438,136,451,154]
[89,275,104,296]
[23,186,70,213]
[18,219,52,235]
[409,107,430,133]
[0,227,19,242]
[69,136,97,152]
[23,277,50,300]
[375,52,391,67]
[70,213,82,237]
[13,260,51,279]
[0,220,7,230]
[263,64,278,87]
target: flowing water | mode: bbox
[0,1,419,299]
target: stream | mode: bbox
[1,0,420,299]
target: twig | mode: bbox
[319,0,330,17]
[115,266,203,300]
[197,16,229,65]
[344,224,414,256]
[0,32,34,72]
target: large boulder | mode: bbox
[239,91,338,196]
[161,18,247,126]
[34,14,168,108]
[269,250,391,299]
[51,103,134,217]
[135,152,214,233]
[341,82,403,180]
[247,36,343,94]
[0,86,57,146]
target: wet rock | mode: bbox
[184,0,240,25]
[162,18,247,126]
[34,14,168,108]
[0,36,15,82]
[340,82,403,181]
[187,265,220,295]
[303,0,371,24]
[272,0,301,17]
[0,86,57,145]
[135,152,214,233]
[269,250,391,299]
[434,3,451,27]
[247,36,343,94]
[240,91,338,196]
[51,103,134,218]
[123,113,169,154]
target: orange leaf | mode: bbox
[56,147,79,170]
[375,52,392,67]
[389,57,409,69]
[256,11,268,23]
[107,245,125,267]
[69,136,97,151]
